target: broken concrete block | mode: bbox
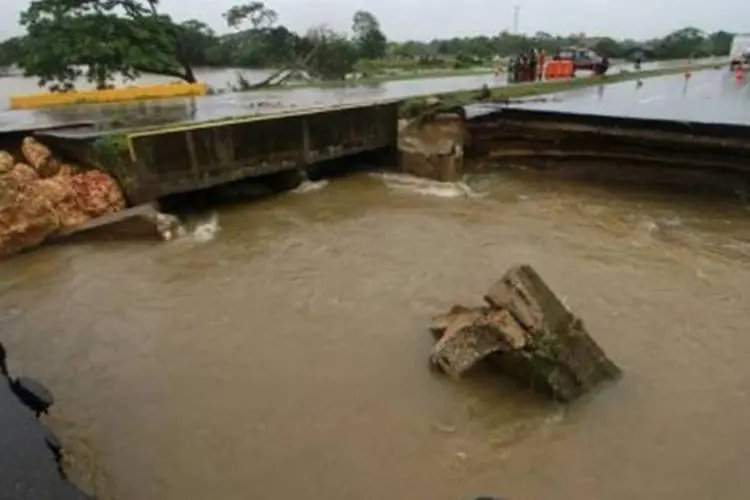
[429,264,621,402]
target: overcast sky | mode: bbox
[1,0,747,42]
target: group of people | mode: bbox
[505,48,547,83]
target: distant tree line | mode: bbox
[0,0,736,91]
[390,27,734,62]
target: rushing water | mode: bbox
[1,170,750,500]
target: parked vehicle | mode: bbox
[729,34,750,71]
[553,46,609,75]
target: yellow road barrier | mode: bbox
[9,82,208,110]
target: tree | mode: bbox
[219,2,297,68]
[178,20,217,67]
[351,10,386,59]
[18,0,197,91]
[223,1,278,30]
[593,37,623,58]
[655,27,707,59]
[707,30,734,56]
[0,37,24,69]
[303,26,357,79]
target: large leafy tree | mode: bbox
[178,20,218,68]
[303,26,358,80]
[220,1,297,68]
[18,0,197,91]
[707,30,734,56]
[351,10,387,60]
[223,1,277,30]
[0,37,24,69]
[651,27,710,59]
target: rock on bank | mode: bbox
[0,137,125,259]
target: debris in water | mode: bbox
[429,264,621,402]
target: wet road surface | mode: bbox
[1,172,750,500]
[513,68,750,125]
[0,58,711,133]
[0,373,90,500]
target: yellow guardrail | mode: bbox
[9,82,208,110]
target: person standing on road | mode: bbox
[528,49,538,83]
[517,53,527,83]
[538,48,547,80]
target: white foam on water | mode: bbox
[373,172,484,199]
[292,180,329,194]
[155,212,187,242]
[191,212,220,242]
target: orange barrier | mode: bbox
[544,60,574,80]
[543,60,558,80]
[562,60,574,78]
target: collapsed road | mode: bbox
[0,66,749,500]
[0,342,91,500]
[401,68,750,192]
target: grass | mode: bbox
[399,61,721,118]
[312,67,496,87]
[247,66,497,92]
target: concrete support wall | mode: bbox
[120,102,399,202]
[398,115,467,182]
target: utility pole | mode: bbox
[513,5,520,34]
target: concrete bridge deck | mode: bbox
[37,99,401,204]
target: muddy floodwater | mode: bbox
[1,171,749,500]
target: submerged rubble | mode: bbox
[0,137,126,258]
[429,264,621,402]
[59,203,185,242]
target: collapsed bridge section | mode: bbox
[466,106,750,177]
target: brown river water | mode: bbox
[1,170,750,500]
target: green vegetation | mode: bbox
[91,134,130,166]
[0,0,734,92]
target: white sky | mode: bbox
[1,0,747,42]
